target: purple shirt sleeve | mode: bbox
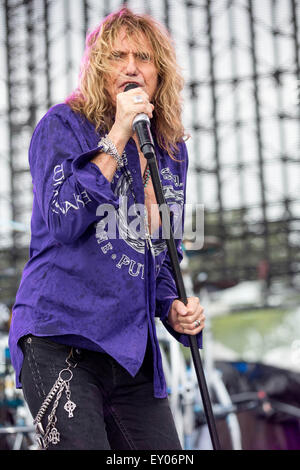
[29,112,118,244]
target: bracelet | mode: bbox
[97,135,124,169]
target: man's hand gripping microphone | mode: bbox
[124,83,155,158]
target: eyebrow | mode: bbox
[111,50,152,58]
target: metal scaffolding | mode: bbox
[0,0,299,306]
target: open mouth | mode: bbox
[120,81,142,90]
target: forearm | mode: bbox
[90,125,130,182]
[30,112,122,245]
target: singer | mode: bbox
[9,8,205,450]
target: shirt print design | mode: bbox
[95,164,185,259]
[51,163,92,215]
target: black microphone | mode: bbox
[124,82,155,158]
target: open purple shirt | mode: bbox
[8,103,202,398]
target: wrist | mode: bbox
[97,134,125,169]
[166,299,176,324]
[108,124,130,153]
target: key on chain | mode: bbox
[34,362,77,449]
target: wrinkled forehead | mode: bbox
[109,26,154,54]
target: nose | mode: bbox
[124,53,138,75]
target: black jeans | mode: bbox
[19,334,182,450]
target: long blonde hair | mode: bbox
[66,7,186,158]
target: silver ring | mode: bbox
[133,95,143,104]
[194,319,201,328]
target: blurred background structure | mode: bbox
[0,0,300,450]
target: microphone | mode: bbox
[124,82,155,158]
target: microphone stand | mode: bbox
[134,120,221,451]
